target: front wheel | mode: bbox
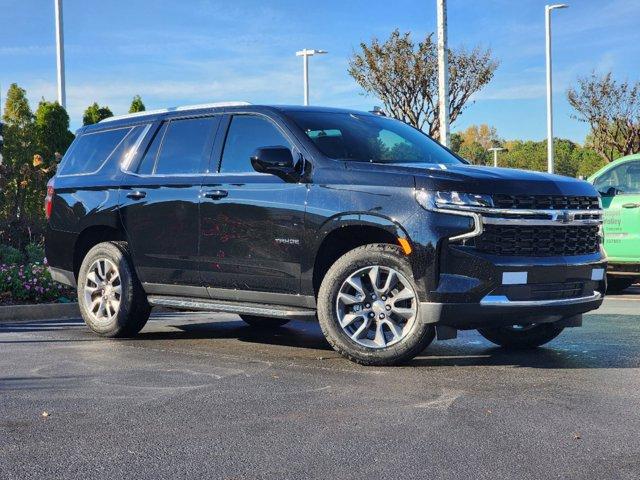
[317,244,434,366]
[77,241,150,337]
[477,323,564,349]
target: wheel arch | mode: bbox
[310,214,412,296]
[73,225,127,280]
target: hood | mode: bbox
[347,162,599,197]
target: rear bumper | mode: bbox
[607,262,640,276]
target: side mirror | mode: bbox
[250,147,294,174]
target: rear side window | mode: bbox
[220,115,291,173]
[59,127,130,175]
[154,117,218,175]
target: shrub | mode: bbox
[25,242,45,264]
[0,263,76,305]
[0,244,24,264]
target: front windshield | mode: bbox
[286,111,462,165]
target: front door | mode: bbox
[594,160,640,262]
[119,115,219,290]
[199,113,307,297]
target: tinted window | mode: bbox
[286,111,461,165]
[136,123,167,174]
[594,161,640,195]
[114,125,149,170]
[220,115,291,173]
[154,117,217,175]
[59,127,130,175]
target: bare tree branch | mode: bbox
[348,30,499,139]
[567,72,640,162]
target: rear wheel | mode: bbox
[606,277,635,294]
[317,244,434,366]
[240,315,290,328]
[77,241,150,337]
[477,323,564,349]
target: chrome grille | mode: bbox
[470,224,600,256]
[492,194,600,210]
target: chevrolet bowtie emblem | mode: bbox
[554,210,575,223]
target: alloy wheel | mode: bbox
[335,265,417,349]
[83,258,122,324]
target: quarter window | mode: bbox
[59,127,130,175]
[154,117,218,175]
[220,115,291,173]
[136,123,167,175]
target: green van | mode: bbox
[589,153,640,292]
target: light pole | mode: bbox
[54,0,66,109]
[488,147,505,168]
[545,3,568,174]
[436,0,450,148]
[295,49,327,106]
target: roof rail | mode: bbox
[100,101,252,123]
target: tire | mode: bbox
[317,244,434,366]
[477,323,564,349]
[240,315,290,328]
[77,241,151,337]
[606,277,635,294]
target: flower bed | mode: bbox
[0,262,76,306]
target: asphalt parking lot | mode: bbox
[2,291,640,480]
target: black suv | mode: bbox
[45,103,606,365]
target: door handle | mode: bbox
[203,190,228,200]
[622,203,640,209]
[126,190,147,200]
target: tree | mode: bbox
[450,124,501,164]
[1,83,36,222]
[82,102,113,125]
[567,72,640,162]
[348,30,499,139]
[460,124,499,150]
[498,138,605,179]
[450,132,463,153]
[129,95,146,113]
[34,100,74,163]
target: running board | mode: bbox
[147,295,317,319]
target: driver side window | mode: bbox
[219,115,292,173]
[594,161,640,195]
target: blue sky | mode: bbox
[1,0,638,142]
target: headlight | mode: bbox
[415,190,493,211]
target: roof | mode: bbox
[79,103,376,134]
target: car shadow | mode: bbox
[3,315,639,370]
[138,319,334,351]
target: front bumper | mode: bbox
[420,246,607,329]
[420,291,602,330]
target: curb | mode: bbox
[0,303,80,322]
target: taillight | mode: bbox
[45,181,54,220]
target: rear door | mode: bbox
[199,113,307,297]
[594,160,640,261]
[119,115,220,291]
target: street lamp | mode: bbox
[295,49,327,106]
[545,3,568,174]
[54,0,66,108]
[488,147,505,168]
[436,0,450,148]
